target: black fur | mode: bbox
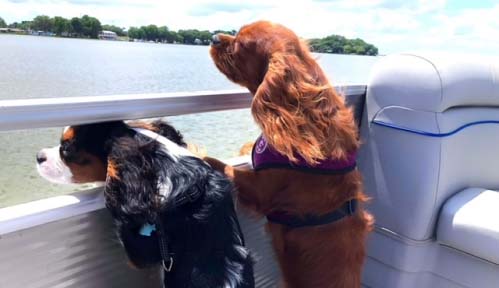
[68,120,254,288]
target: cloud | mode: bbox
[64,0,155,7]
[4,0,154,7]
[314,0,447,14]
[0,0,497,55]
[188,2,272,16]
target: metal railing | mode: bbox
[0,85,366,131]
[0,85,367,224]
[0,86,367,288]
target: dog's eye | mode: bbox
[60,144,76,159]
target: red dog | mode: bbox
[207,21,373,288]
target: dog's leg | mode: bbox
[204,157,284,215]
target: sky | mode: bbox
[1,0,498,55]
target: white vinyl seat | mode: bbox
[359,53,499,288]
[437,188,499,265]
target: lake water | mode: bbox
[0,34,378,208]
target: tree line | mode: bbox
[1,15,378,54]
[3,15,102,38]
[309,35,378,56]
[127,26,236,44]
[1,15,236,45]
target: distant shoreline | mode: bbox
[0,31,209,47]
[1,14,378,55]
[0,32,380,56]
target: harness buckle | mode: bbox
[162,257,174,272]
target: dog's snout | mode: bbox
[36,151,47,164]
[212,34,221,45]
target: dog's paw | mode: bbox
[187,143,207,158]
[203,156,227,172]
[238,142,254,156]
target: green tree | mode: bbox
[0,17,6,28]
[197,30,212,44]
[8,20,31,30]
[164,29,179,43]
[70,17,83,36]
[142,25,159,41]
[174,33,183,43]
[309,34,378,56]
[80,15,101,38]
[343,44,354,54]
[213,29,236,36]
[157,26,169,42]
[178,29,198,44]
[32,15,53,32]
[18,21,32,30]
[364,44,378,56]
[53,16,69,36]
[128,26,145,40]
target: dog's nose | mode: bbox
[212,34,221,45]
[36,151,47,164]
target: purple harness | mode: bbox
[251,134,357,174]
[251,134,358,228]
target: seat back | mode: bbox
[359,53,499,240]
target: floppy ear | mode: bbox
[104,138,162,225]
[128,120,187,147]
[251,44,359,164]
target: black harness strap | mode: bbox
[156,218,174,272]
[156,183,205,286]
[170,183,204,207]
[266,199,358,229]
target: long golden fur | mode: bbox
[208,21,373,288]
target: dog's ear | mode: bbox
[104,139,162,224]
[251,50,326,164]
[128,120,186,147]
[149,120,186,147]
[251,44,358,164]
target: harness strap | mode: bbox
[131,127,223,287]
[154,185,205,282]
[267,199,357,229]
[156,218,175,273]
[171,183,204,207]
[252,134,358,174]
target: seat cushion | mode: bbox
[437,188,499,264]
[367,54,499,119]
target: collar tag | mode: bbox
[139,223,156,236]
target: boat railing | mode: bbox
[0,85,367,228]
[0,85,366,131]
[0,85,367,288]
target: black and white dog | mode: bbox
[36,120,254,288]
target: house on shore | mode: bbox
[98,30,118,40]
[0,28,26,34]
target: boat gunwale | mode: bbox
[0,85,366,131]
[0,85,366,234]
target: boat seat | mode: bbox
[359,53,499,288]
[437,188,499,265]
